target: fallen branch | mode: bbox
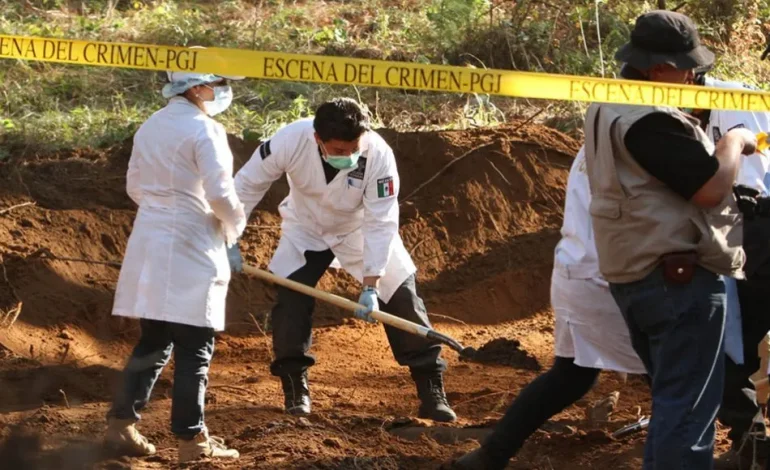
[209,385,259,396]
[0,255,23,327]
[672,1,687,11]
[247,312,269,339]
[416,252,446,264]
[576,6,590,57]
[512,105,552,135]
[59,343,71,365]
[24,0,46,14]
[55,257,122,268]
[408,238,428,256]
[59,389,70,409]
[486,159,511,186]
[313,411,357,446]
[0,201,35,215]
[248,312,274,360]
[400,143,495,203]
[34,252,122,268]
[3,302,23,329]
[453,390,511,408]
[595,0,605,77]
[349,323,372,345]
[87,278,118,284]
[400,105,550,204]
[70,176,125,181]
[488,214,505,238]
[427,312,468,326]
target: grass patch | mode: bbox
[0,0,769,155]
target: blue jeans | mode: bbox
[107,319,215,439]
[610,266,726,470]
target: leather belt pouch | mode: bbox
[661,252,697,284]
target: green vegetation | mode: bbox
[0,0,769,155]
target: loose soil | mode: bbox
[462,338,541,371]
[0,121,732,468]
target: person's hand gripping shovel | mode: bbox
[238,262,479,360]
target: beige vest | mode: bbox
[584,103,745,283]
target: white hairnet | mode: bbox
[161,46,245,99]
[162,72,222,98]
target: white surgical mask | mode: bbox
[202,85,233,116]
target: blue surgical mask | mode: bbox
[202,85,233,117]
[321,143,361,170]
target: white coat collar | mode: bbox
[168,96,206,115]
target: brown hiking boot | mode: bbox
[178,430,239,463]
[104,418,156,457]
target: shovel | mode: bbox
[612,416,650,438]
[241,263,478,359]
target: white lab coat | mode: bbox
[552,148,646,374]
[703,77,770,364]
[554,148,603,282]
[704,78,770,194]
[234,118,415,302]
[112,97,247,331]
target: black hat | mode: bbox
[615,10,714,71]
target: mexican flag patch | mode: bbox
[377,176,394,198]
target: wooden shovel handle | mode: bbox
[241,263,430,338]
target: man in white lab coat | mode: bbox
[232,98,456,422]
[691,70,770,469]
[105,69,245,463]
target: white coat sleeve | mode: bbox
[362,148,400,278]
[194,123,247,246]
[234,127,294,217]
[126,145,142,206]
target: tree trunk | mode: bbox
[657,0,666,9]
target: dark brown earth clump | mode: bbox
[463,338,541,370]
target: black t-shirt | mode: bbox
[623,113,719,200]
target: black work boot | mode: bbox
[413,372,457,422]
[280,371,311,416]
[715,439,756,470]
[452,446,506,470]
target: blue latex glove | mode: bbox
[355,286,379,324]
[227,242,243,273]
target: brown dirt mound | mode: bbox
[0,121,676,469]
[463,338,541,370]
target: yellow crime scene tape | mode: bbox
[758,132,770,152]
[3,34,770,112]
